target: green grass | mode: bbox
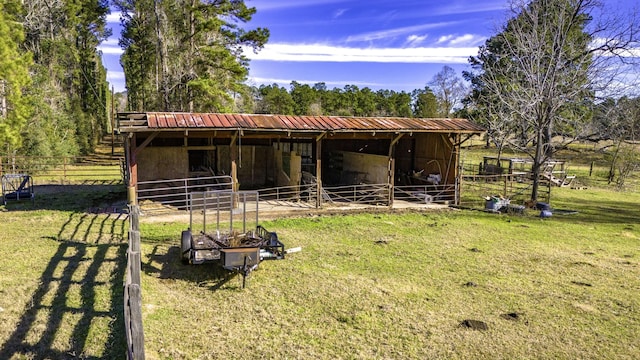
[1,144,638,359]
[136,186,640,359]
[0,189,128,359]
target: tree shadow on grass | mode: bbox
[2,183,127,213]
[0,215,128,359]
[549,194,640,226]
[142,245,245,291]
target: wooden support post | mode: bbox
[456,163,462,206]
[230,131,238,192]
[388,134,404,208]
[128,134,138,205]
[315,135,323,208]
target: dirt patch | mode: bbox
[500,312,522,321]
[460,319,488,330]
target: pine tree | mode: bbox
[117,0,269,112]
[0,1,33,153]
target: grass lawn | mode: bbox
[137,186,640,359]
[0,187,128,359]
[0,144,638,359]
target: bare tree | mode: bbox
[467,0,640,201]
[428,65,467,118]
[593,97,640,185]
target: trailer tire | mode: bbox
[181,230,192,264]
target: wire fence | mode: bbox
[459,163,551,211]
[0,155,125,185]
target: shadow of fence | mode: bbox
[0,213,128,359]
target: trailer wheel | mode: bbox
[181,230,192,264]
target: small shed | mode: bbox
[116,112,484,208]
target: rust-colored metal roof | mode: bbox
[118,112,484,133]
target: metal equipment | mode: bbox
[180,190,285,287]
[1,174,35,206]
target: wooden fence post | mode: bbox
[127,284,145,360]
[503,175,507,198]
[125,204,145,360]
[130,205,140,232]
[62,157,67,185]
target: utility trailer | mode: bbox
[180,190,285,287]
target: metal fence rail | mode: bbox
[257,183,318,208]
[187,190,260,235]
[394,184,456,204]
[322,183,390,206]
[137,175,232,214]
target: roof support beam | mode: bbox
[134,131,159,157]
[316,132,327,142]
[315,136,323,209]
[230,131,239,191]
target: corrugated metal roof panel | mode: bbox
[141,112,484,133]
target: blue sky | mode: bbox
[99,0,637,94]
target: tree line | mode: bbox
[0,0,110,158]
[2,0,638,198]
[250,80,454,118]
[114,0,464,119]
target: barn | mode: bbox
[116,112,483,210]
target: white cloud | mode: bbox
[405,34,428,47]
[101,38,119,46]
[449,34,486,46]
[333,8,348,19]
[433,2,508,16]
[243,43,476,64]
[106,71,126,92]
[106,11,121,24]
[346,22,459,43]
[591,37,640,58]
[247,76,382,88]
[107,71,125,80]
[435,34,486,47]
[98,37,123,55]
[436,35,454,44]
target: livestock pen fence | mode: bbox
[124,206,145,359]
[0,155,125,185]
[137,180,458,215]
[458,162,552,210]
